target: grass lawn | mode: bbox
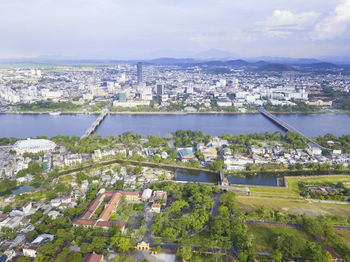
[58,174,76,184]
[249,175,350,198]
[335,230,350,247]
[247,224,313,253]
[126,215,143,229]
[237,195,350,218]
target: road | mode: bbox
[142,202,155,245]
[211,193,221,217]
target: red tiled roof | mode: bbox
[83,253,103,262]
[104,190,116,197]
[73,219,96,226]
[120,191,140,196]
[98,192,121,221]
[95,220,124,228]
[81,194,103,219]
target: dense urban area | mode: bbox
[0,60,350,114]
[0,60,349,262]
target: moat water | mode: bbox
[174,169,279,186]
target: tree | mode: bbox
[91,236,107,253]
[25,230,38,241]
[3,205,12,213]
[30,211,44,224]
[271,249,283,262]
[273,233,299,257]
[210,216,230,238]
[220,191,238,213]
[169,150,178,160]
[111,233,133,253]
[238,251,249,262]
[167,200,189,214]
[302,241,331,262]
[207,157,224,172]
[0,179,16,193]
[56,247,70,262]
[80,243,93,254]
[155,245,162,253]
[118,237,133,253]
[176,245,192,261]
[67,252,83,262]
[38,242,57,258]
[161,227,178,242]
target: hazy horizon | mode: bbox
[1,0,350,60]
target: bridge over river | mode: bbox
[259,108,329,150]
[81,108,109,139]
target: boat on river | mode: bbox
[49,111,61,116]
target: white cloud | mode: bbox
[312,0,350,40]
[263,10,320,36]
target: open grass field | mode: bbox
[335,230,350,247]
[58,174,76,184]
[248,175,350,198]
[247,224,313,253]
[237,195,350,218]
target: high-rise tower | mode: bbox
[137,62,142,84]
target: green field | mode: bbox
[237,195,350,218]
[249,175,350,198]
[336,230,350,247]
[247,224,313,253]
[58,174,76,184]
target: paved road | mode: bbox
[211,193,221,217]
[142,203,155,245]
[306,198,350,205]
[159,243,238,260]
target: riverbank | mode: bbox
[2,109,349,115]
[2,111,258,115]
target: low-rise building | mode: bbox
[13,139,56,155]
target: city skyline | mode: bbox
[0,0,350,60]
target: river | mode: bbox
[0,113,349,138]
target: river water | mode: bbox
[0,113,349,138]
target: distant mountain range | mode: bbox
[142,57,347,72]
[1,53,349,72]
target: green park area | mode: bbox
[336,230,350,247]
[237,196,350,218]
[248,224,350,260]
[247,224,313,253]
[248,175,350,198]
[236,175,350,218]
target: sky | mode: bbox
[0,0,350,59]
